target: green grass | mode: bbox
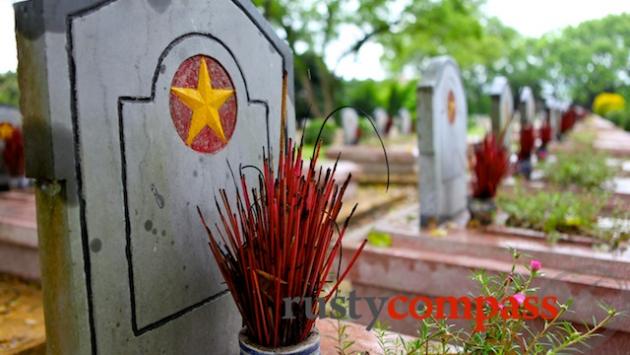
[497,187,629,248]
[300,143,328,161]
[543,148,615,191]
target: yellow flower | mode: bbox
[592,92,625,116]
[0,123,14,140]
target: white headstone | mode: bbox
[398,108,412,135]
[519,87,535,125]
[341,108,360,144]
[374,107,389,135]
[417,56,468,223]
[15,1,294,353]
[490,76,514,146]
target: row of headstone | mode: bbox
[16,0,294,353]
[546,98,570,139]
[417,57,553,224]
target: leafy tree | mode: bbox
[0,72,19,107]
[540,14,630,105]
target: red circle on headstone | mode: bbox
[169,55,237,153]
[447,90,456,125]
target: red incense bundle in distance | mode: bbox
[472,133,509,199]
[518,124,535,161]
[198,138,366,348]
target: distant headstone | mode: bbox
[417,56,468,224]
[15,1,294,353]
[0,105,21,126]
[519,87,535,125]
[546,98,560,139]
[398,108,412,135]
[374,107,389,135]
[341,108,360,144]
[489,76,514,146]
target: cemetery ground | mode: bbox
[1,113,629,354]
[337,114,630,353]
[3,2,630,353]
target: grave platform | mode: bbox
[0,190,39,281]
[0,275,45,354]
[341,204,630,353]
[326,144,418,184]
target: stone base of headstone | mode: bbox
[515,159,533,179]
[418,154,468,224]
[341,204,630,353]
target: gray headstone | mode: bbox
[341,107,359,144]
[519,87,535,125]
[489,76,514,146]
[398,108,412,135]
[15,1,294,353]
[546,98,560,139]
[374,107,388,135]
[417,56,468,223]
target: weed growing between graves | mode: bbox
[568,129,596,147]
[497,188,630,248]
[370,251,619,355]
[543,149,616,191]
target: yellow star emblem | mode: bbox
[171,57,234,145]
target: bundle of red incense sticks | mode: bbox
[198,139,366,348]
[472,133,509,199]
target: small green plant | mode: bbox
[568,130,596,147]
[303,117,338,145]
[376,251,619,354]
[334,320,358,355]
[606,108,630,132]
[367,230,393,248]
[497,188,629,248]
[543,149,615,190]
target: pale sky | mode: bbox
[1,0,630,79]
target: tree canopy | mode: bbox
[1,3,629,121]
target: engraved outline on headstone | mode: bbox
[118,33,267,335]
[66,0,291,342]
